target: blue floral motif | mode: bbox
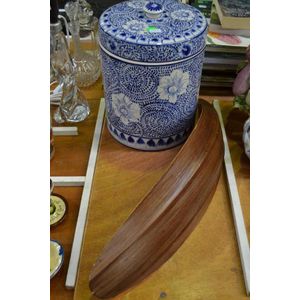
[179,43,192,56]
[127,0,147,9]
[112,93,141,125]
[123,20,148,35]
[170,10,195,21]
[107,38,117,51]
[157,69,189,104]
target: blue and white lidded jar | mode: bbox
[99,0,207,150]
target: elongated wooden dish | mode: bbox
[89,100,224,299]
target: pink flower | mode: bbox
[233,63,250,96]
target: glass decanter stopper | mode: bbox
[50,20,90,123]
[65,1,101,87]
[78,0,101,62]
[78,0,93,30]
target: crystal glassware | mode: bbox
[78,0,101,62]
[50,20,90,123]
[65,1,101,87]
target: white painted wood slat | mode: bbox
[213,100,250,296]
[65,99,106,289]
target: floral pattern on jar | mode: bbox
[127,0,147,9]
[123,20,147,35]
[170,10,195,21]
[157,69,190,104]
[112,93,141,125]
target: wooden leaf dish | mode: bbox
[89,100,224,299]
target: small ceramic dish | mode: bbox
[50,193,68,227]
[50,240,64,279]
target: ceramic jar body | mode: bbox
[99,0,207,150]
[101,49,205,150]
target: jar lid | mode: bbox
[99,0,207,63]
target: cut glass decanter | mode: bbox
[65,0,101,87]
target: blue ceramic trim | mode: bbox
[50,240,64,279]
[99,40,206,66]
[107,120,191,151]
[99,27,207,63]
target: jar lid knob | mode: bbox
[144,2,163,19]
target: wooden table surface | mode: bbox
[50,76,249,300]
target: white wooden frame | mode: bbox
[50,176,85,186]
[53,126,78,136]
[65,98,106,289]
[213,100,250,296]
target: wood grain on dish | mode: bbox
[89,100,224,299]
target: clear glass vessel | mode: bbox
[78,0,101,62]
[65,1,101,87]
[50,20,90,123]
